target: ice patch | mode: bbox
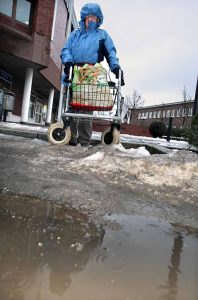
[31,139,48,145]
[82,151,105,161]
[113,143,150,157]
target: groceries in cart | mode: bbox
[71,63,114,111]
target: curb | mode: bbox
[0,128,48,141]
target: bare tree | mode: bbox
[123,90,143,124]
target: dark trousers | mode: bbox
[70,110,92,145]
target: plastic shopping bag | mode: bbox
[71,64,114,111]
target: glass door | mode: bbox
[35,102,42,123]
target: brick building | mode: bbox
[0,0,77,124]
[92,100,195,137]
[129,100,195,130]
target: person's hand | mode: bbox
[121,71,125,86]
[112,67,120,79]
[112,67,125,86]
[63,62,73,83]
[64,62,73,76]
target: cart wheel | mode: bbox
[101,128,120,145]
[47,123,71,145]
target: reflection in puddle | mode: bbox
[159,233,183,300]
[0,195,197,300]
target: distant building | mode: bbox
[0,0,77,124]
[128,100,195,129]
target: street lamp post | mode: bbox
[192,76,198,116]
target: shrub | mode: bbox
[149,121,166,138]
[169,114,198,148]
[170,128,191,141]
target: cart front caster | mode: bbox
[101,127,120,145]
[47,123,71,145]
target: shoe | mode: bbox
[69,141,78,146]
[81,144,92,149]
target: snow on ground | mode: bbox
[92,132,189,150]
[0,122,48,133]
[0,122,191,150]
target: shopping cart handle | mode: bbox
[108,81,116,87]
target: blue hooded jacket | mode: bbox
[60,3,120,72]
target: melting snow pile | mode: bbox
[69,146,198,192]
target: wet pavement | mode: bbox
[0,134,198,299]
[0,195,197,300]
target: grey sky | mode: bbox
[74,0,198,106]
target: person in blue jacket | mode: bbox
[60,3,124,146]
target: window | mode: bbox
[0,0,13,17]
[0,0,34,33]
[166,110,171,117]
[153,111,157,118]
[182,108,186,117]
[140,112,148,119]
[171,109,175,117]
[35,102,42,123]
[16,0,31,25]
[144,112,148,119]
[176,109,180,117]
[138,113,141,119]
[28,93,36,119]
[157,111,161,118]
[188,108,193,116]
[162,111,166,118]
[149,111,152,119]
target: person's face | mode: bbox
[85,15,98,29]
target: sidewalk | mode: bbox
[0,121,48,140]
[0,121,193,154]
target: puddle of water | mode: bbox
[0,195,197,300]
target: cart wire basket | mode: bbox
[70,83,118,111]
[47,69,123,145]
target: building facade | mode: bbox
[0,0,77,124]
[129,100,195,130]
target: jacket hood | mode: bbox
[79,3,103,29]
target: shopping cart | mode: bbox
[47,66,123,145]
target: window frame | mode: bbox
[0,0,34,34]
